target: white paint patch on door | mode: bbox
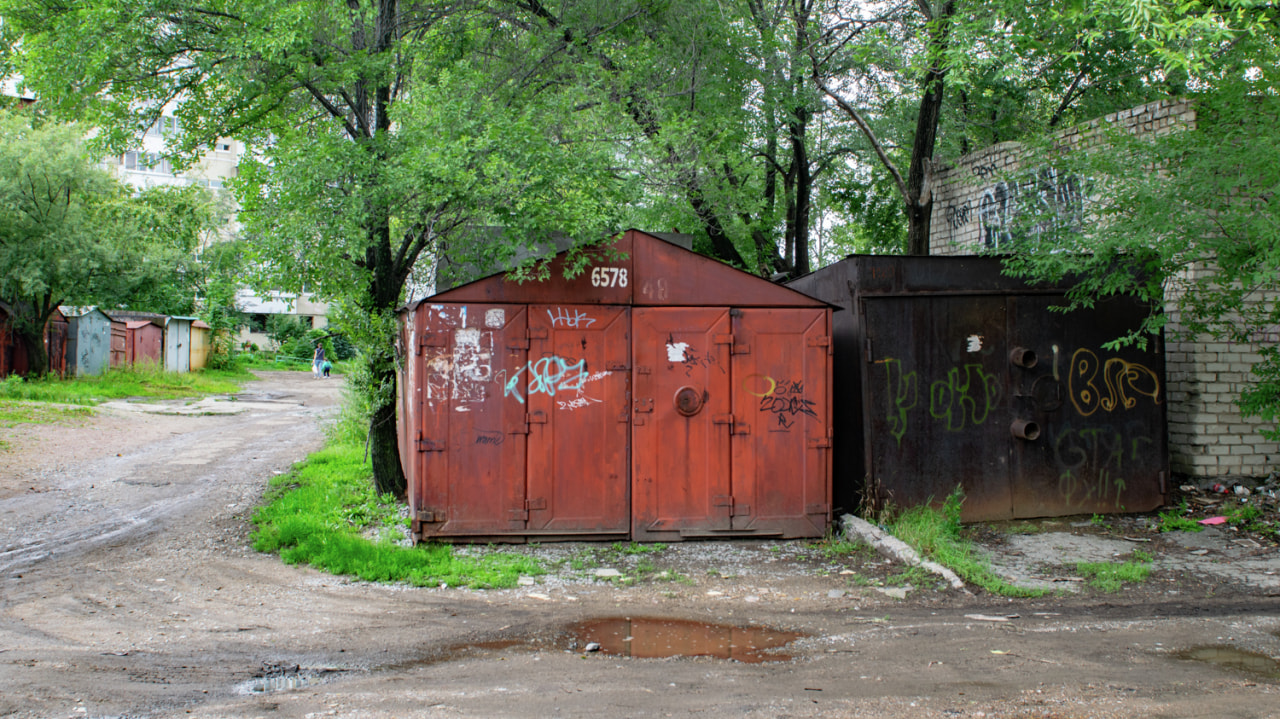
[966,335,983,353]
[666,341,690,363]
[484,309,506,328]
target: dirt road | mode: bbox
[2,371,1279,718]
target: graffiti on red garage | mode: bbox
[397,229,833,543]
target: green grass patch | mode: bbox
[1158,502,1205,533]
[810,534,874,560]
[0,399,95,428]
[0,398,96,450]
[1077,555,1152,593]
[0,365,250,405]
[251,440,543,588]
[885,490,1049,598]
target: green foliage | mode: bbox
[251,441,543,588]
[1076,555,1152,593]
[887,487,1048,598]
[266,315,309,353]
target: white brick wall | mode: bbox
[929,98,1279,479]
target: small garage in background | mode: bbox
[164,316,196,373]
[787,255,1168,522]
[189,320,212,370]
[124,319,164,366]
[398,229,833,543]
[61,306,114,377]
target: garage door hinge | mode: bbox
[807,437,831,449]
[417,509,446,523]
[528,327,549,340]
[805,503,831,516]
[416,432,446,452]
[526,410,548,424]
[418,332,447,354]
[808,335,832,355]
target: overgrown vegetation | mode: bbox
[1158,502,1206,533]
[249,385,543,588]
[885,489,1049,598]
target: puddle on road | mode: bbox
[236,664,350,695]
[568,617,802,663]
[240,673,315,694]
[1175,645,1280,679]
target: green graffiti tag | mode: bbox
[877,358,918,445]
[928,364,1000,431]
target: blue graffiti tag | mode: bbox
[504,356,589,404]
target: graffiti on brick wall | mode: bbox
[975,166,1089,249]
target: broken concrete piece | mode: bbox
[841,514,969,594]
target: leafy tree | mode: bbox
[112,184,232,317]
[266,315,309,354]
[2,0,630,494]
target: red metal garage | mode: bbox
[397,229,833,543]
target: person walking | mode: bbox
[312,343,326,379]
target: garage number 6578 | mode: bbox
[590,266,628,288]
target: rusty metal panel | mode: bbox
[630,232,828,308]
[45,311,67,377]
[1008,294,1167,517]
[863,296,1014,521]
[427,230,829,309]
[631,308,733,540]
[413,304,530,538]
[728,308,832,536]
[524,305,630,535]
[110,321,127,367]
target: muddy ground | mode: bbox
[1,370,1279,719]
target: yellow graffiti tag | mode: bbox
[1068,348,1161,417]
[742,373,777,398]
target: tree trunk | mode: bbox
[790,108,812,275]
[368,368,405,497]
[365,201,409,496]
[904,0,956,256]
[18,325,49,377]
